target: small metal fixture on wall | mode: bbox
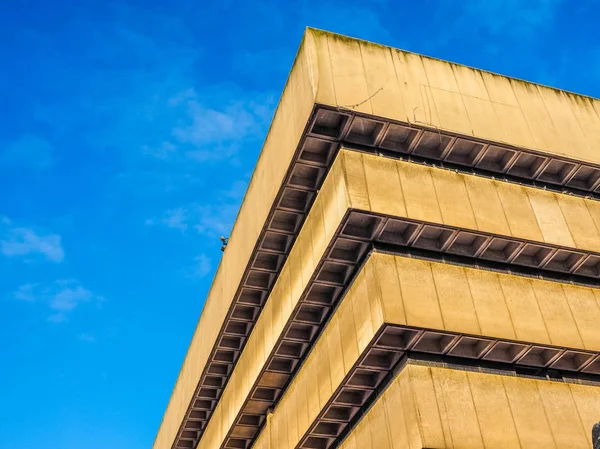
[594,422,600,449]
[220,236,229,252]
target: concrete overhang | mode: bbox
[248,251,600,449]
[297,362,600,449]
[154,28,600,449]
[191,149,600,449]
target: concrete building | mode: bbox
[154,28,600,449]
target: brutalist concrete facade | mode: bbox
[154,28,600,449]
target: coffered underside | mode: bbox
[294,362,600,449]
[246,251,600,449]
[156,28,600,449]
[310,106,600,196]
[253,355,600,449]
[171,148,600,449]
[202,247,600,449]
[155,29,600,449]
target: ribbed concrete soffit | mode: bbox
[311,106,600,197]
[181,149,600,449]
[307,27,600,169]
[249,252,600,449]
[316,362,600,449]
[168,144,600,449]
[158,28,600,449]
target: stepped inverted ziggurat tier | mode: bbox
[154,28,600,449]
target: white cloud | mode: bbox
[221,179,250,201]
[49,283,94,311]
[146,177,248,238]
[0,134,55,171]
[13,283,38,302]
[48,313,68,324]
[147,203,238,238]
[17,8,277,205]
[141,141,177,160]
[153,86,275,163]
[171,90,259,145]
[12,279,104,324]
[189,254,212,279]
[145,207,189,231]
[192,203,240,238]
[78,333,97,343]
[0,226,64,262]
[162,208,189,231]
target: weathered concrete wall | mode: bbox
[335,363,600,449]
[252,251,600,449]
[154,28,600,449]
[307,28,600,164]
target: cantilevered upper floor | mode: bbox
[153,28,600,449]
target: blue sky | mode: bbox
[1,1,599,448]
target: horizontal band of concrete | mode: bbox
[156,28,600,449]
[153,30,318,449]
[305,29,600,166]
[179,148,600,449]
[311,108,600,197]
[340,149,600,254]
[334,362,600,449]
[207,248,600,449]
[249,254,600,449]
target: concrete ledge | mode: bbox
[305,28,600,167]
[333,362,600,449]
[247,249,600,449]
[174,148,600,449]
[156,28,600,449]
[211,250,600,449]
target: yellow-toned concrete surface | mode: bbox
[195,142,351,449]
[250,257,388,449]
[190,148,600,449]
[374,253,600,351]
[335,363,600,449]
[155,27,600,448]
[305,28,600,164]
[343,150,600,252]
[249,252,600,449]
[152,33,319,449]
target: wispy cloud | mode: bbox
[26,9,274,199]
[0,134,54,171]
[49,281,96,312]
[189,254,212,280]
[146,178,249,238]
[13,279,104,324]
[145,208,189,232]
[166,87,274,162]
[147,203,239,238]
[105,83,274,168]
[0,223,64,263]
[78,333,97,343]
[48,313,68,324]
[192,203,241,238]
[12,283,38,302]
